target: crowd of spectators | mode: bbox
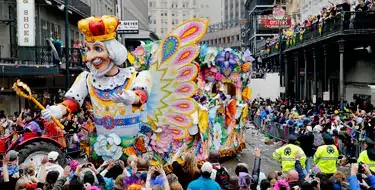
[248,96,375,189]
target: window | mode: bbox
[161,19,168,26]
[172,19,178,25]
[171,1,177,8]
[149,1,153,8]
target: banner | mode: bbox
[17,0,35,46]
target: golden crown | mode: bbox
[78,15,119,43]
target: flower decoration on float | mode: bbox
[150,125,174,154]
[93,133,123,160]
[215,48,240,78]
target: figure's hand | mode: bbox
[42,105,64,120]
[110,90,136,105]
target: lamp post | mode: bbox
[64,0,70,89]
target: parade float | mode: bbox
[10,16,254,166]
[130,42,255,159]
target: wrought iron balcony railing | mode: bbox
[0,46,84,69]
[255,11,375,57]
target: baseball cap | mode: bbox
[201,162,213,173]
[48,151,59,161]
[7,150,19,161]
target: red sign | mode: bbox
[258,15,292,29]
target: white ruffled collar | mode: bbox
[89,67,135,90]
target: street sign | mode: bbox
[117,20,139,34]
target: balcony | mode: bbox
[0,47,84,76]
[255,11,375,57]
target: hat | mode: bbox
[48,151,59,161]
[201,162,213,173]
[7,150,19,161]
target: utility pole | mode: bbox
[65,0,70,89]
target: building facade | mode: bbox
[197,0,223,24]
[254,7,375,106]
[245,0,286,53]
[200,0,247,49]
[223,0,247,23]
[201,22,242,49]
[82,0,115,16]
[116,0,155,51]
[148,0,199,38]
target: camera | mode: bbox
[358,162,365,173]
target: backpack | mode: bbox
[215,166,230,189]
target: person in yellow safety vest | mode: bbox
[273,135,306,172]
[314,133,339,175]
[358,137,375,173]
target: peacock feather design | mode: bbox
[146,19,209,140]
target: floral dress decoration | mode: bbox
[93,133,123,160]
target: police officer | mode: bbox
[358,137,375,173]
[273,135,306,172]
[314,133,339,176]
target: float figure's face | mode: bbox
[85,41,111,75]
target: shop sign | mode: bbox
[17,0,35,46]
[118,20,139,34]
[258,15,292,29]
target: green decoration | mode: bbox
[121,136,137,147]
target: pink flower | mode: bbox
[150,125,173,154]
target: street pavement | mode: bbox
[221,124,282,175]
